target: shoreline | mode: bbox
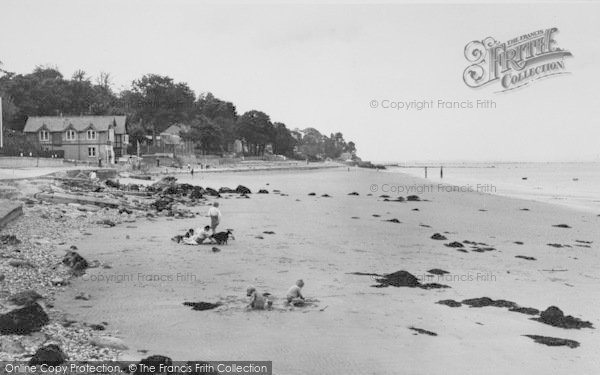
[1,167,599,373]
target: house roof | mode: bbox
[23,116,127,134]
[161,123,190,136]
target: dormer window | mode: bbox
[66,130,76,141]
[39,130,49,141]
[87,130,97,140]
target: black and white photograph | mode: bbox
[0,0,599,374]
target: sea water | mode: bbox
[388,162,600,213]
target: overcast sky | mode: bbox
[1,0,599,162]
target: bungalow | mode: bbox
[23,115,128,163]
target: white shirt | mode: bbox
[208,206,221,218]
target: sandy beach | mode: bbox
[40,167,600,374]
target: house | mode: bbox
[158,123,193,153]
[23,115,128,164]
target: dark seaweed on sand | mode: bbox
[409,327,437,336]
[182,301,222,311]
[524,335,579,348]
[532,306,593,329]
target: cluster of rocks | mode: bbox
[0,190,126,360]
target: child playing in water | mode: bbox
[246,286,272,310]
[286,279,305,306]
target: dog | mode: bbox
[211,229,235,245]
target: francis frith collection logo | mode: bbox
[463,28,573,92]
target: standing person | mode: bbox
[190,168,194,177]
[207,202,222,234]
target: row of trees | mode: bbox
[0,63,357,160]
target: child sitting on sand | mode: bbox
[246,286,272,310]
[183,226,214,245]
[286,279,305,306]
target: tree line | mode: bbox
[0,63,357,160]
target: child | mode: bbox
[246,286,272,310]
[172,228,195,244]
[286,279,305,306]
[195,225,214,244]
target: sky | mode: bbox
[1,0,599,162]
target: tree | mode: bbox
[235,110,274,156]
[128,74,196,140]
[181,115,224,155]
[272,122,297,157]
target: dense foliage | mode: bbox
[0,64,357,160]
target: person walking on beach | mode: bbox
[207,202,222,234]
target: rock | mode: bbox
[308,192,316,196]
[105,180,120,189]
[552,224,571,228]
[257,189,269,194]
[75,292,91,301]
[135,355,173,375]
[321,194,331,197]
[211,247,221,253]
[534,306,593,329]
[347,192,359,196]
[96,219,116,227]
[8,259,35,268]
[235,185,252,195]
[437,299,462,307]
[51,277,67,286]
[445,241,464,248]
[524,335,579,348]
[204,187,220,197]
[0,303,49,335]
[29,344,67,365]
[406,195,420,201]
[190,187,204,199]
[0,234,21,245]
[514,241,524,245]
[8,290,44,306]
[62,249,88,275]
[430,233,447,240]
[89,336,128,350]
[218,187,236,194]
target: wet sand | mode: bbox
[54,168,600,374]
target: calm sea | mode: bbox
[387,162,600,213]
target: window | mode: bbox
[66,130,76,141]
[87,130,97,140]
[39,130,49,141]
[88,147,96,157]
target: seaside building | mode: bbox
[23,115,128,164]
